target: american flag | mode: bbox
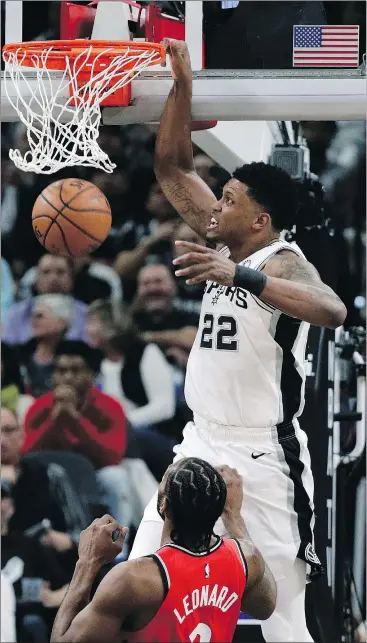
[293,25,360,67]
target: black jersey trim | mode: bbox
[121,555,169,633]
[231,538,249,581]
[255,244,303,272]
[151,553,170,593]
[274,314,303,423]
[158,535,223,557]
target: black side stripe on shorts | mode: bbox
[276,425,314,553]
[274,314,316,563]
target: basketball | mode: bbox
[32,178,112,257]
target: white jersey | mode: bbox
[185,239,310,428]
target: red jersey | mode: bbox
[129,538,247,643]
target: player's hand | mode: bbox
[162,39,192,84]
[217,465,243,515]
[173,241,236,286]
[78,515,128,566]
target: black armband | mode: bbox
[233,264,267,297]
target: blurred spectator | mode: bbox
[2,255,87,345]
[113,180,180,301]
[132,264,199,370]
[19,255,120,305]
[1,407,87,577]
[2,343,25,416]
[1,125,51,270]
[1,569,17,642]
[23,341,132,530]
[1,343,33,423]
[1,479,69,642]
[74,257,122,304]
[194,153,218,191]
[301,120,366,325]
[173,223,205,314]
[1,257,15,317]
[320,121,366,227]
[99,309,176,427]
[114,217,178,280]
[89,165,134,262]
[193,153,231,200]
[85,299,116,349]
[86,301,177,481]
[15,294,75,398]
[300,121,337,176]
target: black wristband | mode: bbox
[233,264,267,297]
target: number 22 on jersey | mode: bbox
[200,314,238,351]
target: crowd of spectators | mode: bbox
[1,4,366,640]
[1,118,227,641]
[2,117,365,641]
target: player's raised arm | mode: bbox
[50,517,158,643]
[154,40,217,239]
[217,466,277,621]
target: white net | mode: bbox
[3,44,162,174]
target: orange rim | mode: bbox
[2,39,166,71]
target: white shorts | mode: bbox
[130,415,322,583]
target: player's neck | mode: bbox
[228,232,280,263]
[161,521,220,552]
[161,520,172,547]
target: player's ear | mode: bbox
[253,212,270,231]
[160,496,169,519]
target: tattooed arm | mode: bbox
[154,40,216,239]
[261,250,347,328]
[218,465,277,620]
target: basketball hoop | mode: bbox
[2,40,165,174]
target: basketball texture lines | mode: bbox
[32,178,112,257]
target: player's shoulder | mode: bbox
[263,248,316,280]
[100,556,164,607]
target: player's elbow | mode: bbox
[324,300,347,329]
[256,594,277,620]
[154,155,177,179]
[333,301,348,328]
[154,159,192,182]
[242,558,277,621]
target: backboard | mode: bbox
[2,0,366,124]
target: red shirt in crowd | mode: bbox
[23,388,126,469]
